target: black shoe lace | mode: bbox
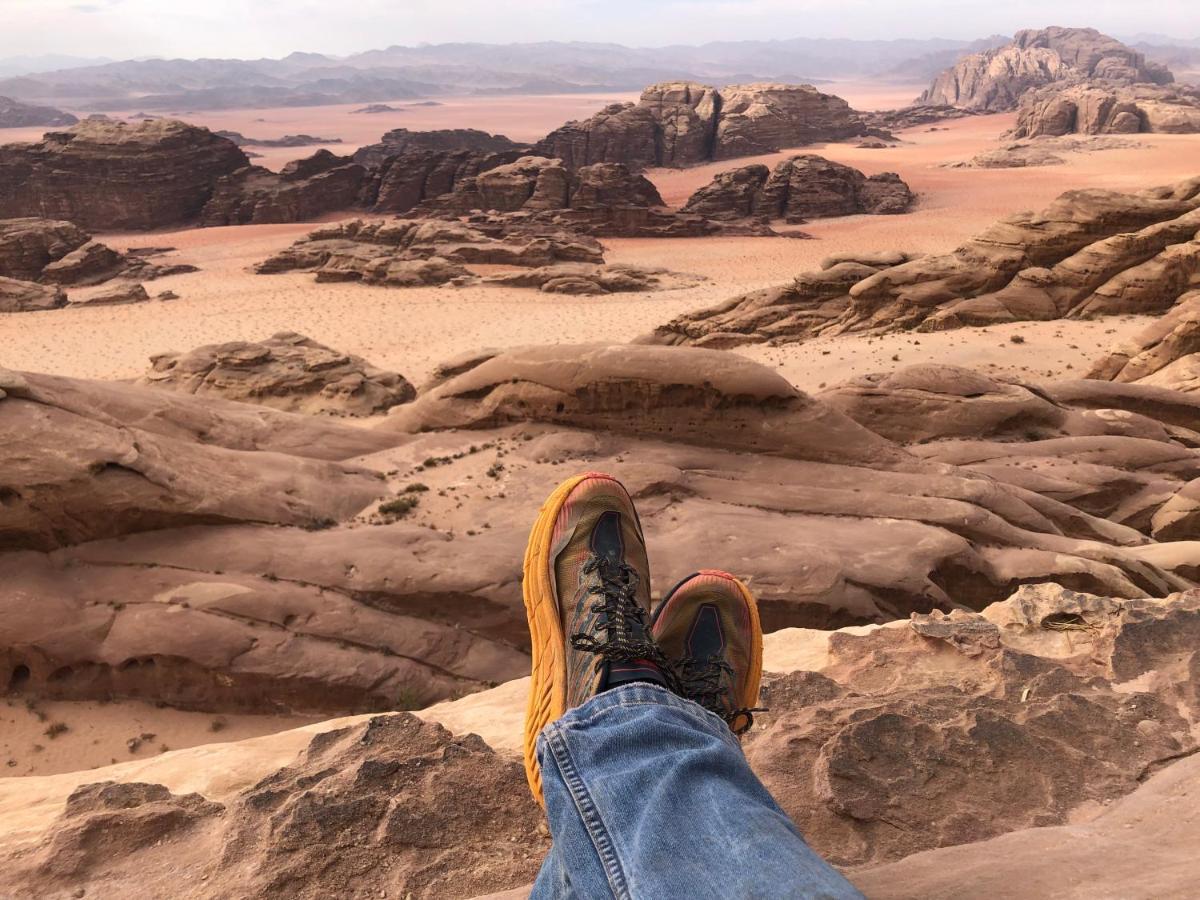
[675,654,765,736]
[570,555,678,690]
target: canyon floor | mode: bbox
[5,99,1200,395]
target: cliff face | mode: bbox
[1011,83,1200,137]
[0,119,248,230]
[534,81,875,170]
[919,26,1174,112]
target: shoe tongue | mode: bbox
[589,510,626,566]
[687,603,727,661]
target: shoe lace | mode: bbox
[570,555,678,690]
[675,654,765,736]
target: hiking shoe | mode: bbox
[522,472,670,804]
[651,570,764,735]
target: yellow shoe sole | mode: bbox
[521,472,594,807]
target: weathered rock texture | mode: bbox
[256,218,607,288]
[1011,82,1200,137]
[946,135,1142,168]
[410,155,742,237]
[535,81,875,171]
[920,26,1174,112]
[681,155,914,223]
[0,217,198,308]
[651,175,1200,347]
[1,582,1197,898]
[352,128,522,169]
[140,331,416,416]
[480,263,705,295]
[0,119,248,229]
[199,150,366,226]
[0,95,77,127]
[0,367,388,552]
[0,275,65,312]
[359,148,527,215]
[1088,291,1200,391]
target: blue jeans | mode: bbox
[531,683,864,899]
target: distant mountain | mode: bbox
[0,36,1001,113]
[0,54,113,78]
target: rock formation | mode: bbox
[214,130,342,147]
[1,581,1197,898]
[0,119,248,229]
[140,331,416,416]
[919,26,1174,112]
[360,148,527,215]
[681,155,914,223]
[1088,291,1200,391]
[946,135,1142,168]
[410,155,741,237]
[200,150,366,226]
[353,128,522,169]
[0,218,198,307]
[0,95,77,127]
[0,276,64,312]
[1011,82,1200,137]
[255,218,607,287]
[534,81,877,171]
[651,175,1200,347]
[0,367,389,552]
[480,263,705,295]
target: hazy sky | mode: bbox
[2,0,1197,60]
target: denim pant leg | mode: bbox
[530,683,863,900]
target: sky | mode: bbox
[1,0,1197,60]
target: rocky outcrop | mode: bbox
[534,81,876,171]
[214,130,342,148]
[1011,82,1200,137]
[360,148,527,214]
[200,150,366,226]
[256,218,605,288]
[0,218,92,282]
[0,218,198,307]
[0,96,77,128]
[0,276,65,312]
[0,119,248,230]
[1088,291,1200,391]
[946,135,1143,168]
[0,367,388,552]
[863,105,976,131]
[352,128,522,169]
[140,331,416,416]
[919,27,1173,112]
[681,155,914,223]
[409,155,737,237]
[480,263,705,295]
[2,582,1197,898]
[651,175,1200,347]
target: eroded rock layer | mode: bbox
[651,175,1200,347]
[140,331,416,416]
[681,155,914,223]
[534,81,876,171]
[0,119,248,229]
[1011,82,1200,137]
[919,26,1173,112]
[255,218,606,287]
[1,583,1196,898]
[200,150,366,226]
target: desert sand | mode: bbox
[3,110,1197,396]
